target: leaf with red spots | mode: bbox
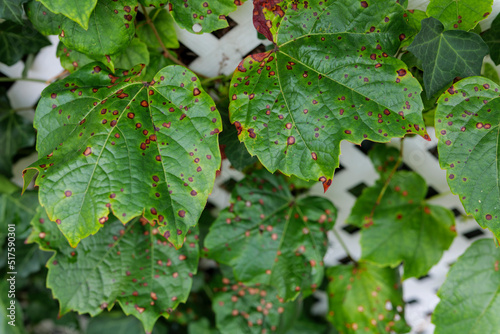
[23,63,222,249]
[347,171,456,279]
[204,170,336,301]
[327,262,410,334]
[432,239,500,333]
[211,271,298,334]
[58,0,137,57]
[367,144,400,181]
[27,210,199,333]
[39,0,97,30]
[426,0,492,31]
[408,17,489,98]
[400,8,428,48]
[141,0,245,34]
[231,0,427,189]
[25,0,64,36]
[435,77,500,240]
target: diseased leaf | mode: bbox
[28,210,199,333]
[0,0,29,25]
[408,17,489,98]
[141,54,177,82]
[367,144,399,181]
[482,12,500,66]
[56,42,111,73]
[0,20,50,66]
[400,9,427,48]
[435,77,500,239]
[347,171,456,279]
[211,274,297,334]
[231,0,428,189]
[426,0,492,31]
[204,171,336,301]
[113,38,150,70]
[0,90,35,178]
[327,262,409,334]
[40,0,97,29]
[432,239,500,334]
[136,8,179,50]
[24,63,222,248]
[58,0,137,57]
[167,0,245,34]
[25,0,64,36]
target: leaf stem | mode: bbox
[140,4,186,68]
[0,77,47,83]
[369,139,405,221]
[331,228,357,264]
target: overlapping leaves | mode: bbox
[408,17,489,98]
[230,0,428,189]
[347,146,456,279]
[482,12,500,66]
[24,63,222,248]
[39,0,97,29]
[435,77,500,239]
[0,0,29,24]
[432,239,500,333]
[327,262,409,334]
[205,170,336,301]
[27,209,199,333]
[0,20,50,66]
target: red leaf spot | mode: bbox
[179,210,186,217]
[83,147,92,156]
[193,88,201,96]
[486,214,492,220]
[65,190,72,197]
[360,1,368,8]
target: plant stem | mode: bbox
[331,228,357,264]
[140,4,186,68]
[369,139,405,220]
[0,77,47,83]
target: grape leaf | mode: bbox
[25,0,64,36]
[23,63,222,249]
[204,170,336,301]
[0,91,35,178]
[28,209,199,333]
[407,17,489,98]
[327,262,409,334]
[482,12,500,66]
[367,144,399,181]
[56,42,112,73]
[136,8,179,50]
[113,38,150,70]
[432,239,500,334]
[0,20,50,66]
[347,171,456,279]
[435,77,500,239]
[231,0,428,190]
[58,0,137,57]
[400,9,428,48]
[40,0,97,30]
[166,0,245,34]
[0,0,29,25]
[426,0,492,31]
[211,274,297,334]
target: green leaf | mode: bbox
[482,62,500,84]
[347,171,456,279]
[205,170,336,301]
[24,63,222,248]
[40,0,97,29]
[141,54,177,82]
[482,12,500,66]
[218,98,257,171]
[400,9,427,48]
[0,0,29,25]
[211,275,297,334]
[86,312,167,334]
[25,0,64,36]
[56,41,111,73]
[59,0,136,57]
[230,0,428,188]
[113,38,150,70]
[432,239,500,334]
[435,76,500,239]
[161,0,244,34]
[188,318,219,334]
[426,0,492,31]
[408,17,489,98]
[28,210,200,333]
[327,262,409,334]
[0,20,51,66]
[367,144,399,181]
[136,8,179,50]
[0,93,35,178]
[0,281,27,334]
